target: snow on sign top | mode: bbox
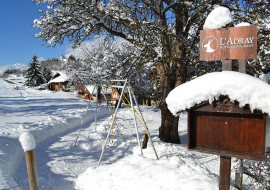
[235,22,251,27]
[203,6,232,30]
[19,132,36,152]
[166,71,270,116]
[201,6,257,61]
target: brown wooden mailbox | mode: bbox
[188,96,266,161]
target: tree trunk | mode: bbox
[156,2,184,144]
[97,86,101,101]
[159,104,180,143]
[158,67,181,144]
[148,98,151,106]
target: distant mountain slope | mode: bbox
[0,63,28,76]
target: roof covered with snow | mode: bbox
[85,85,97,95]
[48,71,69,84]
[166,71,270,116]
[85,85,114,95]
[203,6,233,30]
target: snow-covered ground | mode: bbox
[0,75,257,190]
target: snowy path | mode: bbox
[14,114,102,190]
[14,107,160,189]
[0,78,107,189]
[0,78,242,190]
[14,107,222,190]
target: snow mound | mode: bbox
[76,154,217,190]
[19,132,36,152]
[166,71,270,116]
[203,6,233,30]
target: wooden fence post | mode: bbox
[25,150,40,190]
[19,132,40,190]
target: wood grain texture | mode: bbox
[188,97,266,161]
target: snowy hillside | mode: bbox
[0,75,263,190]
[0,63,27,76]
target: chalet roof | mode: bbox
[48,71,69,84]
[85,85,113,95]
[85,85,96,95]
[166,71,270,116]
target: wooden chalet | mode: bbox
[76,85,93,100]
[48,72,69,91]
[76,85,113,101]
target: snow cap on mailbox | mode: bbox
[166,71,270,116]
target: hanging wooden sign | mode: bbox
[200,25,257,61]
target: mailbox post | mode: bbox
[166,24,259,189]
[197,25,259,190]
[188,96,266,190]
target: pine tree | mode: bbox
[42,66,52,83]
[24,55,44,87]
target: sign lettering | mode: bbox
[200,25,257,61]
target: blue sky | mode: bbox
[0,1,72,67]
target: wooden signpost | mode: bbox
[188,98,266,190]
[193,25,261,190]
[200,25,257,61]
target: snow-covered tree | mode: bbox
[2,69,23,78]
[32,0,204,143]
[186,1,270,80]
[231,1,270,79]
[25,55,44,87]
[67,36,158,104]
[2,69,13,78]
[33,0,269,143]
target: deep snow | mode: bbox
[0,75,265,190]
